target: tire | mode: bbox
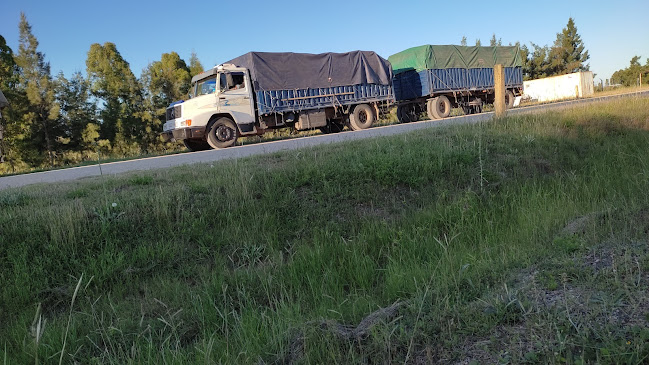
[206,117,239,149]
[348,104,375,131]
[427,96,451,119]
[397,104,418,123]
[183,139,210,152]
[505,90,515,109]
[319,120,345,134]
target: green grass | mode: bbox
[1,97,649,364]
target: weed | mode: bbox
[129,175,154,186]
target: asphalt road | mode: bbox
[1,90,648,191]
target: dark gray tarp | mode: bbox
[226,51,393,90]
[0,90,7,109]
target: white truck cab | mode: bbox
[161,51,394,150]
[162,64,257,150]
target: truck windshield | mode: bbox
[194,76,217,97]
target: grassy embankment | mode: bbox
[1,97,649,364]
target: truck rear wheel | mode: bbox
[397,104,418,123]
[207,117,239,149]
[427,96,451,119]
[183,139,210,152]
[319,120,345,134]
[348,104,375,131]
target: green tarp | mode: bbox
[388,45,522,74]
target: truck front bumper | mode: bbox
[161,127,206,142]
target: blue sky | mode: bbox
[1,0,647,82]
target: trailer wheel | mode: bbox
[348,104,375,131]
[183,139,211,152]
[319,120,345,134]
[505,90,514,109]
[427,96,451,119]
[207,117,239,149]
[397,104,418,123]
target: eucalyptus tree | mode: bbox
[14,12,61,167]
[55,71,97,150]
[611,56,649,86]
[86,42,143,151]
[140,52,191,149]
[0,35,22,168]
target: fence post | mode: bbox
[494,64,506,118]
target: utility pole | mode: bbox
[494,64,506,117]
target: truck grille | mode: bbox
[166,105,182,121]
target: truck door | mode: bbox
[217,71,255,126]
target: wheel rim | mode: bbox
[359,110,368,124]
[407,107,416,121]
[216,124,234,142]
[438,102,447,115]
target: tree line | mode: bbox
[0,14,203,174]
[610,56,649,87]
[1,15,590,174]
[463,18,590,80]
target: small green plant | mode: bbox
[0,192,29,207]
[92,201,124,226]
[65,188,89,199]
[553,236,583,254]
[540,272,559,290]
[129,175,154,186]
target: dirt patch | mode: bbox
[351,185,422,222]
[268,301,405,365]
[354,202,393,221]
[531,158,554,175]
[449,325,537,365]
[441,213,649,364]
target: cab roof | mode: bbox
[190,64,246,84]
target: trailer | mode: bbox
[161,51,393,150]
[523,71,594,102]
[388,45,523,122]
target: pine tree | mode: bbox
[548,17,589,75]
[14,13,61,167]
[188,51,204,78]
[475,39,482,47]
[460,36,467,47]
[490,33,502,47]
[516,42,532,80]
[527,43,551,80]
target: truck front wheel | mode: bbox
[207,117,239,149]
[348,104,375,131]
[183,139,210,152]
